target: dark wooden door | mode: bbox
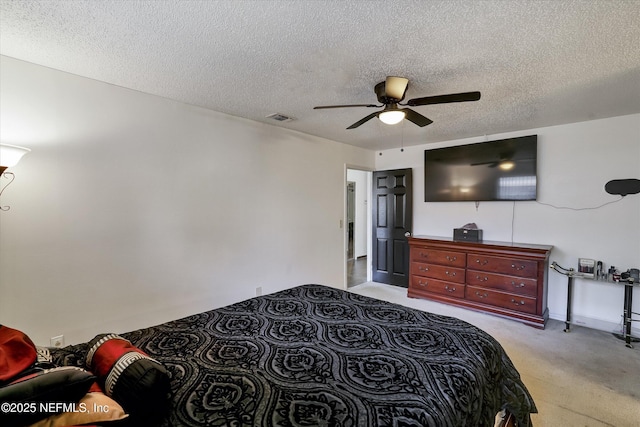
[372,168,413,287]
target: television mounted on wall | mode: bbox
[424,135,538,202]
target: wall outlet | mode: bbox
[256,286,262,296]
[50,335,64,348]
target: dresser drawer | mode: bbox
[411,247,466,267]
[467,254,538,278]
[411,262,466,283]
[411,276,465,298]
[466,285,537,314]
[466,271,538,297]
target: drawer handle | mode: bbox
[420,252,429,258]
[476,275,489,282]
[511,264,526,271]
[475,291,489,299]
[445,271,456,277]
[419,266,429,271]
[475,259,489,265]
[511,298,525,306]
[446,255,457,262]
[511,281,525,288]
[444,285,456,293]
[418,280,428,287]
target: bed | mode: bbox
[49,284,536,426]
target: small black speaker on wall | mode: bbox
[604,179,640,196]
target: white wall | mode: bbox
[0,56,375,346]
[376,115,640,334]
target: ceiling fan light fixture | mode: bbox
[378,110,405,125]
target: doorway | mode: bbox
[346,168,371,288]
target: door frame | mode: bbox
[343,165,373,290]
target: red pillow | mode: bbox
[85,334,170,421]
[0,325,37,383]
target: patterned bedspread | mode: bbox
[52,284,536,426]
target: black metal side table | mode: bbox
[612,280,640,348]
[550,261,639,348]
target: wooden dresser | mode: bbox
[408,236,553,328]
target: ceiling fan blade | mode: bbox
[314,104,380,109]
[385,76,409,101]
[406,91,481,106]
[346,111,380,129]
[470,161,498,167]
[401,108,433,127]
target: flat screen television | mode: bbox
[424,135,537,202]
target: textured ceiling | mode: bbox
[1,0,639,151]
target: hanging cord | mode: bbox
[536,196,625,211]
[511,201,516,243]
[509,196,622,243]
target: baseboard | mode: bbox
[549,311,640,337]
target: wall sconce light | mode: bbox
[0,143,31,211]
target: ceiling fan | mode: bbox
[471,151,515,169]
[314,76,481,129]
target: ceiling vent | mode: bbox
[266,113,294,122]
